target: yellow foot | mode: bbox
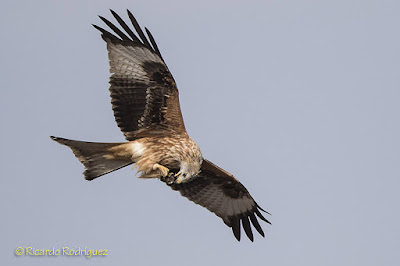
[153,163,170,177]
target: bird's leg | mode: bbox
[153,163,170,177]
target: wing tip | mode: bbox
[256,202,272,215]
[241,215,254,242]
[231,217,241,241]
[94,9,162,57]
[126,9,134,18]
[227,203,270,241]
[255,206,272,225]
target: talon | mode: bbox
[161,174,175,185]
[153,163,170,177]
[175,173,185,184]
[174,171,182,177]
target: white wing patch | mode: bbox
[130,141,146,159]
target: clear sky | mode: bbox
[1,0,400,265]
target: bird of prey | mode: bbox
[51,10,270,241]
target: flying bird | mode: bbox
[51,10,270,241]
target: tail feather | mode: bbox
[50,136,133,180]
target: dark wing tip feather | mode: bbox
[92,24,106,33]
[227,203,269,241]
[241,214,254,242]
[94,10,163,59]
[256,202,271,215]
[92,24,119,42]
[98,15,131,41]
[249,213,265,237]
[255,207,272,225]
[126,9,152,49]
[231,216,241,241]
[145,27,163,60]
[110,9,140,42]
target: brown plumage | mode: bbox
[51,9,270,241]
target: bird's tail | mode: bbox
[50,136,133,180]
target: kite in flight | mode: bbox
[51,10,270,241]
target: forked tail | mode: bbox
[50,136,133,180]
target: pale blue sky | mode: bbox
[1,1,400,265]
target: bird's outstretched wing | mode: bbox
[93,10,186,141]
[166,159,270,241]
